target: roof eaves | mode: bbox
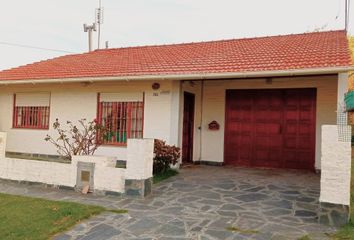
[0,66,353,85]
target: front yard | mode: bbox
[0,193,105,240]
[0,164,353,239]
[0,169,178,240]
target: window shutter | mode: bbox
[15,93,50,107]
[100,92,143,102]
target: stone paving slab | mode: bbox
[0,166,336,239]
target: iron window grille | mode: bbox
[97,100,144,145]
[13,94,50,129]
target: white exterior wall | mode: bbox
[181,75,338,169]
[0,80,178,160]
[320,125,351,205]
[170,81,182,146]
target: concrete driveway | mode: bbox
[0,165,335,239]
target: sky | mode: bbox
[0,0,353,70]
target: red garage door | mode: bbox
[224,89,316,170]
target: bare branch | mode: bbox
[44,119,108,160]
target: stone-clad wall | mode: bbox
[125,139,154,197]
[320,125,351,206]
[319,125,352,226]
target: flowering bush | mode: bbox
[44,119,107,160]
[153,139,181,174]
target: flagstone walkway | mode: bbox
[0,165,335,240]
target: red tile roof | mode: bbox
[0,30,352,81]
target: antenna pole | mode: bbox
[345,0,348,32]
[83,23,97,52]
[345,0,351,33]
[96,0,103,49]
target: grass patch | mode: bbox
[297,235,311,240]
[331,225,354,239]
[226,226,259,235]
[107,209,129,214]
[153,169,178,184]
[0,193,125,240]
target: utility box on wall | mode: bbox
[76,162,95,192]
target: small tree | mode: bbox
[44,119,107,160]
[153,139,181,174]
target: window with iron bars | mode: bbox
[97,101,144,145]
[13,106,50,129]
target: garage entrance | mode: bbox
[224,88,316,170]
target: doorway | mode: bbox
[182,92,195,164]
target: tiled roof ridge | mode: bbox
[93,29,347,52]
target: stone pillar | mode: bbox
[319,125,351,226]
[0,132,7,158]
[125,138,154,197]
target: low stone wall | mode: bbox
[0,132,6,158]
[0,156,75,188]
[0,132,154,197]
[72,155,125,194]
[5,151,70,163]
[319,125,352,227]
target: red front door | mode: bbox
[182,92,195,164]
[224,89,316,170]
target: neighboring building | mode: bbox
[348,36,354,123]
[0,30,351,170]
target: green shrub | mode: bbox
[153,139,181,174]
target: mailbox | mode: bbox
[208,121,220,130]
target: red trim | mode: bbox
[47,92,51,129]
[101,142,127,147]
[12,126,49,130]
[96,93,101,144]
[142,92,145,138]
[12,94,16,128]
[127,102,132,139]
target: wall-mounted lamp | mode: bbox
[152,82,160,90]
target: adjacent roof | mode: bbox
[0,30,352,82]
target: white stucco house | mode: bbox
[0,30,353,225]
